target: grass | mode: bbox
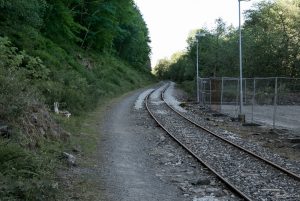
[0,139,59,200]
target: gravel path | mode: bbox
[97,89,185,201]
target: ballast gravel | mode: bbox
[146,82,300,201]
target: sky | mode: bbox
[134,0,261,67]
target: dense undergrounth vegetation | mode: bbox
[0,0,153,199]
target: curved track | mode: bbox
[145,83,300,201]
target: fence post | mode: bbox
[209,78,212,108]
[199,78,202,105]
[236,79,240,116]
[252,78,256,122]
[244,79,247,104]
[221,77,224,112]
[273,77,278,128]
[203,80,206,106]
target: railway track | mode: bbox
[145,83,300,201]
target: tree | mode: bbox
[159,0,300,81]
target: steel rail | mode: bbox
[161,83,300,182]
[145,85,252,201]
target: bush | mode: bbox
[0,141,57,201]
[0,37,40,122]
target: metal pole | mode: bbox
[273,77,278,128]
[203,81,206,106]
[252,78,256,122]
[210,79,212,108]
[244,79,247,104]
[196,39,199,103]
[238,0,244,115]
[221,77,224,112]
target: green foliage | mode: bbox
[0,0,47,28]
[0,141,57,200]
[0,37,40,121]
[244,0,300,77]
[153,51,194,82]
[0,0,153,200]
[114,5,151,68]
[179,80,196,97]
[155,0,300,83]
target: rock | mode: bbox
[60,131,71,142]
[72,146,81,154]
[214,190,226,197]
[242,122,261,127]
[0,125,10,138]
[191,188,205,193]
[62,152,76,166]
[39,127,46,136]
[175,160,182,166]
[292,144,300,149]
[167,153,174,157]
[275,143,285,148]
[205,187,219,194]
[179,182,189,192]
[31,114,38,124]
[160,136,166,142]
[193,196,219,201]
[191,177,211,186]
[230,117,239,122]
[288,138,300,143]
[212,113,225,117]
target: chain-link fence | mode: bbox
[199,77,300,131]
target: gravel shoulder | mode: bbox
[95,88,186,201]
[173,84,300,169]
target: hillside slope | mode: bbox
[0,1,153,200]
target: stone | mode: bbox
[192,188,205,193]
[0,125,10,138]
[191,177,211,186]
[193,196,219,201]
[39,127,46,136]
[214,190,226,197]
[62,152,76,166]
[72,146,81,153]
[167,153,174,157]
[160,136,166,141]
[288,138,300,143]
[292,144,300,149]
[205,187,219,193]
[31,114,38,124]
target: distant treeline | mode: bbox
[154,0,300,82]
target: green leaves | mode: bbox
[244,0,300,77]
[0,142,57,201]
[0,0,47,28]
[156,0,300,81]
[0,37,50,80]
